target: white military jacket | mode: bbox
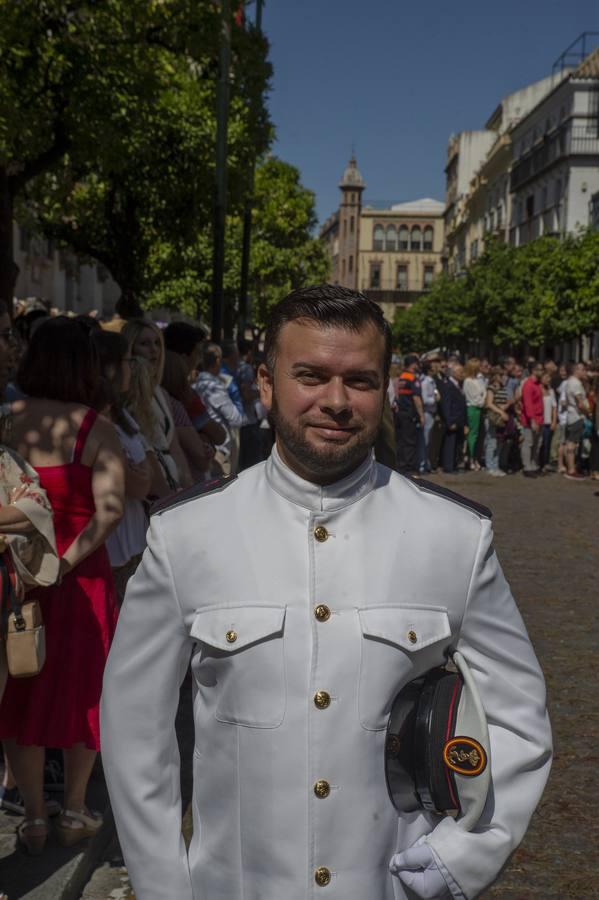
[101,448,552,900]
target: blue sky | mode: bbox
[261,0,599,225]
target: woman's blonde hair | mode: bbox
[464,357,480,379]
[124,356,157,441]
[122,319,165,388]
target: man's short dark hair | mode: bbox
[264,284,392,376]
[221,340,238,361]
[164,321,205,356]
[238,338,253,356]
[404,354,420,368]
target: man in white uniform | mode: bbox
[101,285,552,900]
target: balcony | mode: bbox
[511,125,599,191]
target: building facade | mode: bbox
[320,159,444,322]
[509,48,599,246]
[444,73,562,273]
[13,223,120,316]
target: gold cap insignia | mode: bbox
[443,736,487,777]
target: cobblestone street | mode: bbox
[431,471,599,899]
[84,471,597,900]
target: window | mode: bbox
[396,265,408,290]
[554,179,562,204]
[370,263,381,289]
[526,195,535,220]
[341,259,346,279]
[470,240,479,261]
[423,265,434,289]
[541,186,548,210]
[385,225,397,251]
[410,226,422,251]
[350,215,355,234]
[373,225,384,251]
[343,219,347,237]
[423,226,433,251]
[591,192,599,230]
[399,225,409,250]
[497,204,503,227]
[348,255,353,274]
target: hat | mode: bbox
[385,651,491,831]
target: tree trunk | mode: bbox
[0,167,18,313]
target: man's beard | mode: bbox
[268,393,381,482]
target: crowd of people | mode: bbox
[390,352,599,480]
[0,293,595,868]
[0,301,272,861]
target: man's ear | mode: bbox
[257,362,273,411]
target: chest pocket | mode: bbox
[357,605,451,731]
[190,605,287,729]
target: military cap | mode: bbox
[385,651,491,831]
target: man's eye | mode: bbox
[348,378,374,390]
[297,372,322,383]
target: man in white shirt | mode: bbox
[102,286,551,900]
[563,362,589,480]
[193,343,246,475]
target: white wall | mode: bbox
[13,222,120,315]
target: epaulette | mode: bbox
[150,475,237,517]
[407,476,492,520]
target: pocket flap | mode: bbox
[190,605,286,651]
[358,605,450,651]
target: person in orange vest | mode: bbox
[393,354,424,474]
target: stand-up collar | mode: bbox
[265,444,377,513]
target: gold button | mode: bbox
[226,630,237,643]
[315,867,331,886]
[408,630,417,644]
[314,779,331,798]
[314,690,331,709]
[314,526,329,543]
[314,604,331,622]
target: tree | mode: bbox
[145,157,330,331]
[393,231,599,355]
[1,0,272,306]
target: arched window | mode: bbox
[423,226,434,251]
[385,225,397,251]
[348,255,353,274]
[398,226,409,250]
[410,226,422,251]
[373,225,384,251]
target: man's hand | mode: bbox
[531,420,540,433]
[389,843,452,899]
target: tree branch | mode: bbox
[10,120,70,193]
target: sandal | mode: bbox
[17,818,48,856]
[55,808,103,848]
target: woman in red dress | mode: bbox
[0,318,125,854]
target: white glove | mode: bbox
[389,842,452,899]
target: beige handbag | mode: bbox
[2,557,46,678]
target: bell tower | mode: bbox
[338,156,365,290]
